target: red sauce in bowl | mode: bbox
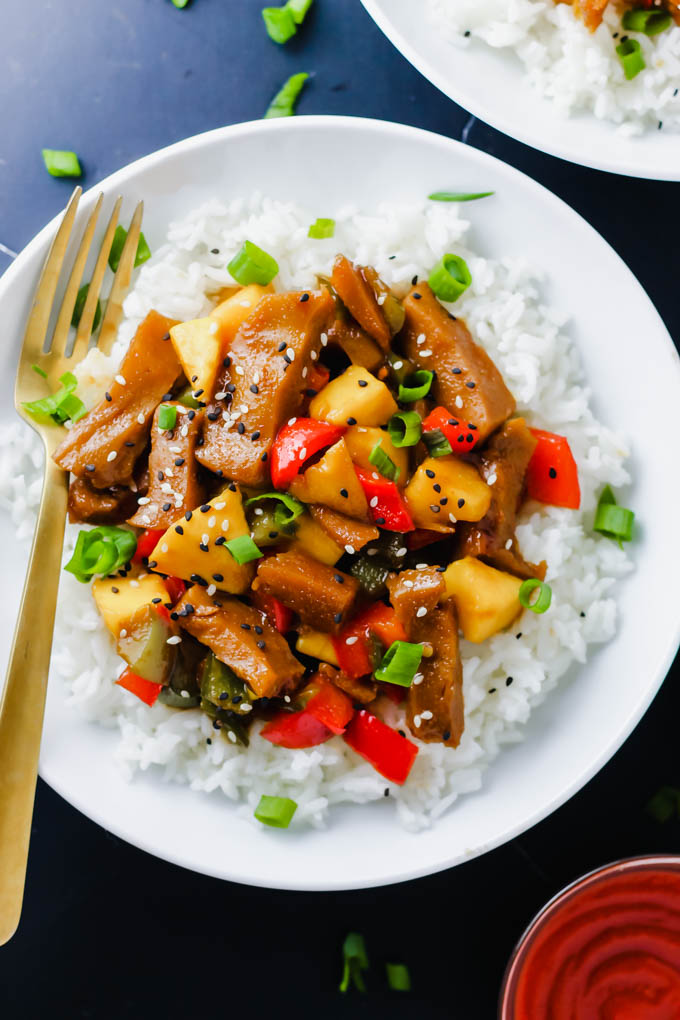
[500,856,680,1020]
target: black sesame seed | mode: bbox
[506,677,514,687]
[218,691,228,701]
[384,788,389,797]
[440,497,448,506]
[185,511,193,521]
[211,248,220,254]
[85,464,95,472]
[333,574,344,584]
[426,469,435,479]
[261,452,268,462]
[226,383,236,393]
[223,356,231,368]
[105,392,112,402]
[162,502,172,512]
[188,409,196,421]
[398,729,406,738]
[411,275,418,286]
[162,392,173,402]
[457,435,465,443]
[452,367,462,375]
[254,625,263,635]
[283,354,292,365]
[199,543,209,552]
[212,720,221,730]
[549,467,557,479]
[300,293,310,302]
[443,730,451,741]
[191,375,198,384]
[346,417,357,426]
[124,440,135,447]
[413,292,421,300]
[190,574,208,586]
[457,498,465,508]
[237,422,245,434]
[161,332,170,342]
[215,536,226,546]
[251,430,261,440]
[465,381,476,389]
[207,411,220,421]
[174,525,184,535]
[212,573,224,583]
[375,517,386,525]
[447,419,458,427]
[206,737,212,745]
[110,586,119,594]
[340,488,349,498]
[193,389,204,398]
[488,687,497,694]
[277,341,287,352]
[170,612,179,621]
[228,482,237,492]
[268,531,278,540]
[334,612,343,624]
[232,695,242,705]
[257,640,266,650]
[175,457,185,467]
[305,388,317,397]
[433,483,441,493]
[516,633,522,640]
[200,505,211,513]
[466,434,474,443]
[436,565,447,573]
[241,623,251,631]
[250,384,259,394]
[358,379,368,387]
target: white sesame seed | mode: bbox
[166,635,182,646]
[367,548,378,556]
[345,636,358,646]
[254,507,263,516]
[420,710,433,720]
[416,606,428,618]
[370,496,379,508]
[284,695,291,703]
[164,467,174,478]
[345,544,355,555]
[222,412,232,423]
[239,703,253,713]
[137,496,150,505]
[487,473,497,485]
[169,445,182,453]
[208,515,216,528]
[209,321,218,334]
[180,424,189,438]
[396,547,407,557]
[161,543,168,553]
[213,502,226,510]
[221,520,229,531]
[377,294,386,305]
[288,417,298,427]
[107,450,117,462]
[160,483,172,494]
[420,349,432,357]
[202,533,209,545]
[412,672,424,686]
[299,447,307,460]
[455,395,463,409]
[413,714,422,728]
[129,579,139,589]
[416,333,426,345]
[372,472,379,481]
[448,512,457,524]
[206,584,217,596]
[115,374,126,386]
[310,350,318,361]
[227,730,237,743]
[320,333,328,346]
[141,515,150,525]
[180,690,190,699]
[214,391,227,401]
[403,579,414,588]
[119,629,127,638]
[137,412,145,424]
[286,348,295,361]
[240,404,249,414]
[230,410,240,420]
[505,538,513,549]
[302,367,308,379]
[235,366,244,376]
[393,360,403,370]
[416,562,428,569]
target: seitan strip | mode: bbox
[255,550,359,635]
[316,662,377,705]
[309,505,379,551]
[330,256,391,351]
[67,477,138,525]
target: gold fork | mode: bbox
[0,187,143,945]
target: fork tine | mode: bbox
[19,187,81,365]
[96,200,144,356]
[48,193,104,360]
[71,195,123,361]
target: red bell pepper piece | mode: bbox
[422,406,480,452]
[300,676,355,735]
[133,528,165,563]
[163,576,186,605]
[343,710,419,785]
[354,466,414,533]
[260,710,333,749]
[527,429,580,510]
[305,361,330,395]
[332,604,407,679]
[116,667,162,707]
[252,590,295,633]
[270,418,346,489]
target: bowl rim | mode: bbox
[498,853,680,1017]
[1,114,679,889]
[359,0,680,181]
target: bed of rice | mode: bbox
[429,0,680,134]
[0,194,634,830]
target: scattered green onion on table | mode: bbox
[42,148,82,178]
[264,72,309,118]
[339,933,369,993]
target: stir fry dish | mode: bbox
[50,245,586,790]
[562,0,679,32]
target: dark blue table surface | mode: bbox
[1,2,678,1016]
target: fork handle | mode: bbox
[0,456,68,944]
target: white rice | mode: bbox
[0,194,634,831]
[429,0,680,134]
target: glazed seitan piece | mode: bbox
[67,477,139,525]
[174,585,304,699]
[330,255,392,351]
[316,661,377,705]
[198,289,334,486]
[53,310,182,488]
[308,505,380,551]
[127,403,205,530]
[456,417,547,580]
[255,550,359,635]
[401,283,515,443]
[388,568,464,747]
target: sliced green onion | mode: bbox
[228,240,279,286]
[226,534,263,565]
[71,283,102,332]
[42,149,82,178]
[428,253,472,303]
[622,9,671,35]
[158,404,178,431]
[368,442,400,483]
[176,386,202,409]
[616,38,646,79]
[58,393,87,423]
[32,364,48,379]
[398,369,433,403]
[171,0,190,7]
[593,485,634,544]
[23,371,85,426]
[428,191,494,202]
[308,217,335,239]
[254,794,297,828]
[287,0,313,22]
[518,578,552,614]
[646,786,680,824]
[264,71,309,119]
[386,963,411,992]
[262,6,297,43]
[339,933,369,993]
[246,491,304,528]
[64,526,137,583]
[422,428,453,458]
[388,411,422,448]
[108,225,152,273]
[375,640,423,687]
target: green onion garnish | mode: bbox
[171,0,190,7]
[616,38,646,79]
[254,794,298,828]
[262,6,297,44]
[158,404,177,431]
[42,149,82,178]
[375,640,423,687]
[386,963,411,992]
[388,411,422,448]
[428,253,472,303]
[71,283,102,332]
[176,386,202,409]
[23,371,86,426]
[226,534,263,565]
[646,786,680,824]
[339,933,369,993]
[518,578,552,614]
[622,9,671,35]
[287,0,313,21]
[593,485,634,545]
[228,240,279,286]
[246,491,304,528]
[368,442,400,483]
[308,217,335,239]
[398,370,433,403]
[422,428,453,459]
[64,526,137,583]
[264,71,309,119]
[108,225,152,273]
[32,364,48,379]
[428,191,494,202]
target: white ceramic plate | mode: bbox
[360,0,680,180]
[0,117,678,890]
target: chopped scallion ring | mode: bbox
[397,369,433,402]
[32,364,48,379]
[245,491,304,528]
[72,283,102,332]
[262,6,297,44]
[388,411,422,448]
[428,191,494,202]
[339,933,369,994]
[616,38,646,79]
[264,71,309,118]
[64,526,137,583]
[646,786,680,824]
[108,225,152,273]
[518,578,552,614]
[23,370,86,426]
[228,240,279,286]
[422,428,453,458]
[158,404,177,431]
[254,794,297,828]
[593,485,634,544]
[368,442,400,483]
[308,217,335,239]
[287,0,313,22]
[386,963,411,992]
[226,534,263,565]
[428,253,472,303]
[374,640,424,687]
[621,9,671,35]
[42,149,82,178]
